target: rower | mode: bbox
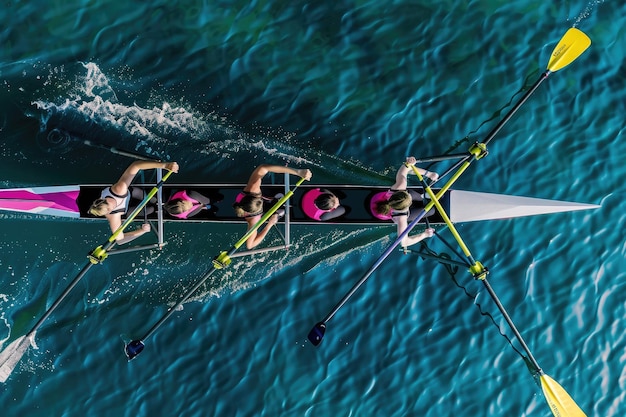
[370,156,437,247]
[233,164,312,249]
[88,160,179,244]
[300,188,346,221]
[164,189,213,219]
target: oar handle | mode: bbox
[321,209,429,324]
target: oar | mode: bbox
[0,170,174,383]
[411,165,586,416]
[125,177,307,360]
[308,156,473,345]
[482,27,590,147]
[308,28,591,347]
[483,280,586,416]
[81,139,160,161]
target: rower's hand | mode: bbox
[164,162,179,173]
[426,171,439,182]
[298,168,312,181]
[405,156,417,166]
[267,214,279,227]
[141,223,151,232]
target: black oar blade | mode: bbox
[308,322,326,346]
[125,340,145,360]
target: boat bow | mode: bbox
[448,190,600,223]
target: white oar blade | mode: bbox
[448,190,600,223]
[541,374,587,417]
[0,335,33,383]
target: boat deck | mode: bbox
[76,183,448,225]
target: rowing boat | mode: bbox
[0,181,600,225]
[0,28,593,415]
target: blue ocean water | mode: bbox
[0,0,624,416]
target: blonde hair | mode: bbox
[233,195,263,217]
[89,198,110,216]
[164,199,186,215]
[375,191,411,215]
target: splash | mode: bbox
[82,62,118,102]
[569,0,606,27]
[27,62,385,183]
[31,62,224,160]
[0,311,9,347]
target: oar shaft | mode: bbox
[81,139,159,161]
[411,165,545,373]
[322,209,429,323]
[480,278,543,374]
[319,70,551,328]
[411,165,545,376]
[138,176,307,343]
[483,72,549,146]
[140,268,220,341]
[27,172,172,336]
[416,72,550,176]
[414,153,472,163]
[27,262,93,335]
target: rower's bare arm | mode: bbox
[391,158,413,190]
[261,164,311,179]
[244,215,279,249]
[401,227,435,248]
[245,164,312,193]
[112,161,179,194]
[115,223,151,245]
[245,228,265,249]
[400,156,439,182]
[396,215,434,247]
[106,213,123,235]
[404,157,439,182]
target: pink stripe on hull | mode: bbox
[0,190,80,212]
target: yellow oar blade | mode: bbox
[547,28,591,72]
[541,374,587,416]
